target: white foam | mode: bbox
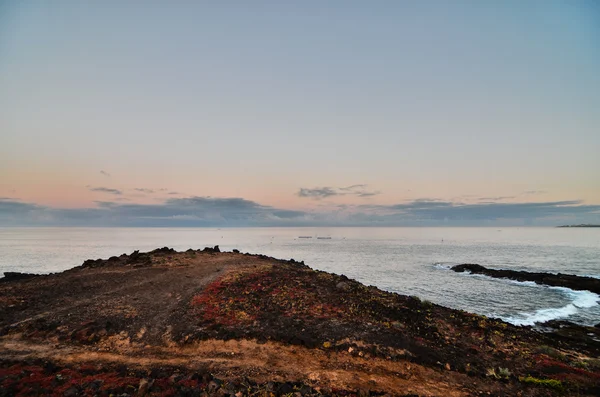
[504,279,541,288]
[569,289,600,309]
[501,289,599,326]
[433,263,453,270]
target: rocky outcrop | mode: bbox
[1,272,40,282]
[451,263,600,294]
[202,245,220,253]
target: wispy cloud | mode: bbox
[134,188,155,194]
[339,184,367,191]
[298,185,380,200]
[100,170,110,177]
[524,190,547,195]
[478,196,516,201]
[298,187,339,199]
[89,187,122,195]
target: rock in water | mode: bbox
[451,263,600,294]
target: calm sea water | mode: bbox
[1,227,599,327]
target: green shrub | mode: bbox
[486,367,511,380]
[519,376,563,390]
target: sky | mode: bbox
[1,1,599,226]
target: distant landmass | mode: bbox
[557,224,600,228]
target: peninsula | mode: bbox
[1,248,599,396]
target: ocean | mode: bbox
[1,227,599,327]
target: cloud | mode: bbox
[523,190,547,195]
[168,192,180,195]
[94,201,117,208]
[89,187,122,195]
[478,196,516,201]
[298,185,380,200]
[359,199,600,225]
[1,197,599,227]
[134,188,155,194]
[0,198,40,213]
[100,170,110,177]
[298,187,339,199]
[339,184,367,191]
[0,196,314,227]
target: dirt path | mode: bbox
[0,335,473,396]
[1,251,239,344]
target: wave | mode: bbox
[433,263,455,271]
[437,263,600,326]
[500,289,599,326]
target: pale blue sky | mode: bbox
[1,1,599,226]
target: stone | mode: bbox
[63,386,79,397]
[336,281,351,291]
[138,378,150,396]
[277,383,294,394]
[2,272,39,282]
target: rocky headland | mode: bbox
[1,248,599,396]
[451,263,600,294]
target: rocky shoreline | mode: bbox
[1,248,600,396]
[451,263,600,294]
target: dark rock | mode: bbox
[277,382,294,394]
[152,247,176,254]
[202,246,220,253]
[169,374,183,384]
[336,281,351,292]
[43,361,58,375]
[81,259,102,268]
[63,386,79,397]
[1,272,40,282]
[265,382,276,392]
[126,250,152,266]
[207,381,220,393]
[138,379,150,396]
[298,385,314,395]
[232,249,240,253]
[451,263,600,294]
[89,380,103,390]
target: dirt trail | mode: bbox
[0,335,470,396]
[1,251,237,343]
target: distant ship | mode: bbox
[298,236,313,239]
[317,237,332,240]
